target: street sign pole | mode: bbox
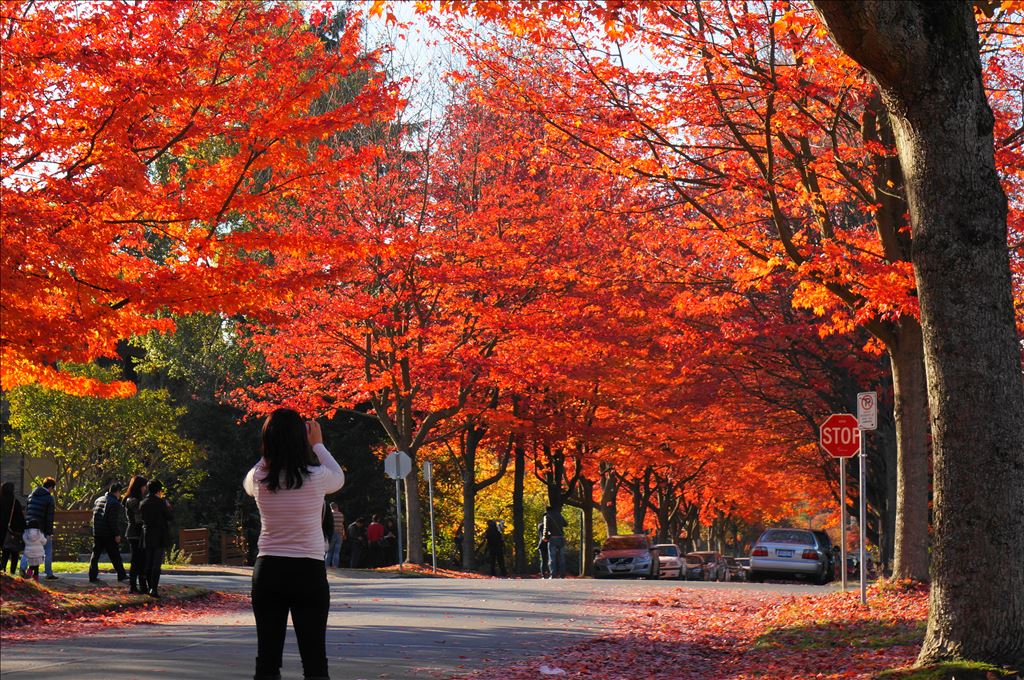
[840,461,847,591]
[424,461,437,574]
[859,431,867,605]
[395,477,404,573]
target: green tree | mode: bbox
[5,365,204,509]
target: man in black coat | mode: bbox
[140,479,173,598]
[22,478,57,579]
[88,482,128,582]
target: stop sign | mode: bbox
[820,413,860,458]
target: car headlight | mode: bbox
[636,555,651,563]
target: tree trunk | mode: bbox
[888,318,931,581]
[512,437,526,573]
[461,474,476,571]
[404,461,424,564]
[815,1,1024,666]
[578,477,595,577]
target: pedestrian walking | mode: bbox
[485,520,507,577]
[366,514,384,568]
[536,519,550,578]
[542,506,568,579]
[347,516,367,568]
[140,479,173,598]
[88,482,128,583]
[1,482,26,575]
[22,519,47,581]
[123,475,149,594]
[244,409,345,680]
[20,477,57,579]
[454,524,465,568]
[325,503,345,568]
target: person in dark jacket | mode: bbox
[20,478,57,579]
[122,475,149,594]
[347,516,367,568]
[537,519,550,578]
[140,479,173,598]
[89,481,128,582]
[484,520,507,577]
[542,506,568,579]
[1,482,26,574]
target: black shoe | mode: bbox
[45,574,58,580]
[88,577,101,583]
[129,585,140,594]
[117,575,130,582]
[148,590,161,599]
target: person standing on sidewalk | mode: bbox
[22,519,47,581]
[325,503,345,568]
[244,409,345,680]
[21,478,57,580]
[485,520,507,577]
[366,514,384,568]
[1,482,26,574]
[123,475,149,594]
[536,518,550,578]
[542,506,568,579]
[140,479,173,598]
[88,482,128,583]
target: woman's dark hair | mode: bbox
[123,475,148,502]
[260,408,314,492]
[0,481,13,500]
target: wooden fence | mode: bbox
[53,510,92,560]
[179,528,209,565]
[219,532,247,566]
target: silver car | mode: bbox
[593,534,658,579]
[749,528,834,585]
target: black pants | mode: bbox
[251,556,330,679]
[1,548,21,574]
[488,548,507,577]
[144,545,164,593]
[128,538,148,590]
[538,541,550,576]
[88,535,127,580]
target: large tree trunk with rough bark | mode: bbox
[815,1,1024,667]
[512,438,526,573]
[887,318,931,581]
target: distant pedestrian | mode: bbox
[1,482,26,575]
[347,516,367,568]
[20,477,57,579]
[89,482,128,583]
[22,519,47,582]
[366,514,384,567]
[485,520,507,577]
[454,524,465,568]
[326,503,345,568]
[244,410,345,680]
[122,475,149,594]
[542,506,568,579]
[140,479,173,598]
[537,519,550,578]
[380,518,397,566]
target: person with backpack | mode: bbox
[21,477,56,580]
[0,482,26,575]
[541,506,568,579]
[140,479,173,598]
[89,482,128,583]
[123,475,149,594]
[244,410,345,680]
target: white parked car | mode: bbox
[653,543,683,579]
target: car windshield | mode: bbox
[760,530,816,546]
[603,536,648,550]
[684,555,704,565]
[657,546,678,556]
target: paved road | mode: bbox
[0,572,829,680]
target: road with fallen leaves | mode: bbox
[0,571,830,679]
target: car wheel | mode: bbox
[750,570,765,583]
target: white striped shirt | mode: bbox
[243,444,345,560]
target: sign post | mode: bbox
[856,392,877,606]
[820,413,860,591]
[423,460,437,574]
[384,450,412,572]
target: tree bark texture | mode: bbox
[814,1,1024,666]
[512,438,526,573]
[887,318,931,581]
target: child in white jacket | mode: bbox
[23,518,47,581]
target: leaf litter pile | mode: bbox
[0,572,249,643]
[469,581,929,679]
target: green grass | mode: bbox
[875,661,1022,679]
[44,561,194,573]
[754,619,926,651]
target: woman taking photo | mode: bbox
[244,409,344,680]
[122,475,148,594]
